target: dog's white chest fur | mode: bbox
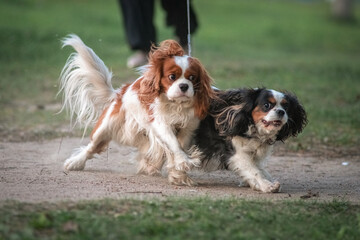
[153,94,196,128]
[231,136,272,164]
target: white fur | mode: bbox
[264,90,288,123]
[174,55,189,69]
[167,56,194,100]
[254,90,288,136]
[270,89,284,100]
[227,137,280,193]
[167,79,194,100]
[59,34,117,134]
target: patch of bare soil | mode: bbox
[1,138,359,203]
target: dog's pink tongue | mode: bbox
[262,120,271,127]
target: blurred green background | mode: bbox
[0,0,359,152]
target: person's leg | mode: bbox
[119,0,156,67]
[161,0,198,49]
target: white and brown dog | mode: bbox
[59,35,214,185]
[193,88,307,192]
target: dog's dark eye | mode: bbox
[169,74,176,81]
[282,102,289,110]
[264,103,271,110]
[188,75,196,81]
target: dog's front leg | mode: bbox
[229,156,280,193]
[227,137,280,193]
[176,118,200,150]
[228,153,280,193]
[151,120,199,171]
[151,121,198,186]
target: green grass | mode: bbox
[1,198,359,240]
[1,0,360,148]
[1,2,360,238]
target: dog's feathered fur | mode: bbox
[59,35,117,134]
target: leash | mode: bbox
[186,0,192,57]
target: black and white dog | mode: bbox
[194,88,307,193]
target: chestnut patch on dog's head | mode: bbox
[251,91,276,122]
[252,106,268,124]
[160,57,183,93]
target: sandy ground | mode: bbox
[0,137,359,203]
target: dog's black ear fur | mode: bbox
[210,88,263,137]
[276,92,308,141]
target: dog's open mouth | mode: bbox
[261,119,282,127]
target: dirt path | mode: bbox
[1,138,359,203]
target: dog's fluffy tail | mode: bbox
[59,34,117,133]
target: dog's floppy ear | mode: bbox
[276,92,308,141]
[139,40,185,104]
[211,88,261,137]
[190,58,215,119]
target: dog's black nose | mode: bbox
[179,83,189,93]
[276,109,285,117]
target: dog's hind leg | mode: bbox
[64,104,114,171]
[64,137,110,171]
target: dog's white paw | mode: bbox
[174,155,201,172]
[174,154,190,171]
[64,157,86,171]
[175,160,191,172]
[261,181,281,193]
[249,179,281,193]
[168,169,196,187]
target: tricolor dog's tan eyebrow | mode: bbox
[268,97,276,104]
[281,99,288,104]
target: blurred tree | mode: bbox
[331,0,355,21]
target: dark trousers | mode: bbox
[119,0,198,52]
